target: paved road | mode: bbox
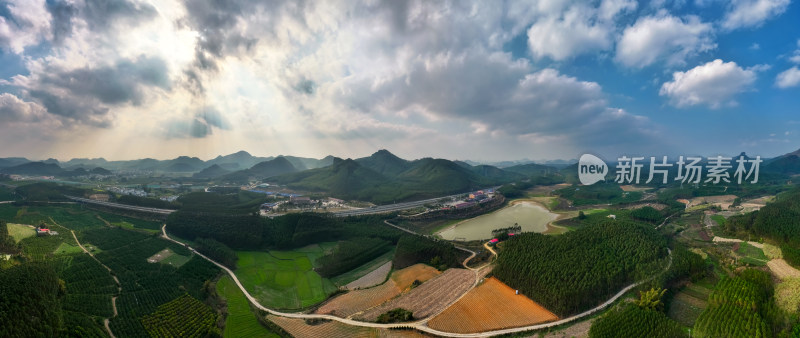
[332,190,489,217]
[66,196,176,215]
[161,221,672,337]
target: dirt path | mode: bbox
[160,220,672,337]
[52,217,120,338]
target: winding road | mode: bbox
[160,222,673,337]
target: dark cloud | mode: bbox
[180,0,299,95]
[46,0,77,45]
[43,0,156,45]
[14,56,170,127]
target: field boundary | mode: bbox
[161,220,673,337]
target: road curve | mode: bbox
[161,220,672,337]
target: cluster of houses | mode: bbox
[448,189,496,210]
[108,186,149,197]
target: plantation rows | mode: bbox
[493,220,668,316]
[92,235,219,337]
[589,304,686,338]
[19,226,72,260]
[692,272,772,338]
[80,226,152,251]
[141,294,219,337]
[693,302,771,337]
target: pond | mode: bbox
[436,201,558,241]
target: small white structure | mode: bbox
[607,214,617,220]
[515,290,519,295]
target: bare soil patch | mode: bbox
[357,268,474,321]
[428,277,558,333]
[768,259,800,280]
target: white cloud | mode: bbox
[722,0,790,31]
[616,13,715,68]
[526,1,636,61]
[660,59,757,108]
[789,39,800,64]
[0,0,52,53]
[776,67,800,88]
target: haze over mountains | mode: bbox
[4,148,800,184]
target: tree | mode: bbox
[578,211,587,220]
[635,288,666,312]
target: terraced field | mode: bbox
[357,268,474,321]
[667,283,711,327]
[315,264,441,318]
[269,315,378,337]
[428,277,558,333]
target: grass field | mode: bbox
[330,249,395,287]
[428,277,558,333]
[7,223,35,243]
[53,242,83,255]
[217,276,280,338]
[736,242,768,266]
[710,215,726,226]
[236,244,338,310]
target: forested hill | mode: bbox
[166,212,403,250]
[725,188,800,267]
[492,220,669,317]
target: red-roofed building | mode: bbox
[489,238,499,243]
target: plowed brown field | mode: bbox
[357,268,474,321]
[316,263,441,318]
[391,264,441,290]
[427,277,558,333]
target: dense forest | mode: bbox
[0,220,19,254]
[393,234,464,270]
[660,244,708,286]
[166,212,403,250]
[492,220,669,316]
[194,237,239,269]
[316,237,393,277]
[0,263,64,337]
[724,188,800,266]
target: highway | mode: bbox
[332,192,474,217]
[65,196,176,215]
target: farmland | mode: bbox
[331,249,395,287]
[6,223,34,242]
[346,261,393,290]
[235,244,338,310]
[268,315,378,337]
[391,263,441,290]
[356,268,474,321]
[315,263,442,318]
[147,248,192,268]
[427,277,558,333]
[667,283,711,327]
[735,242,768,266]
[216,275,280,338]
[141,294,219,337]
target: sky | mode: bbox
[0,0,799,162]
